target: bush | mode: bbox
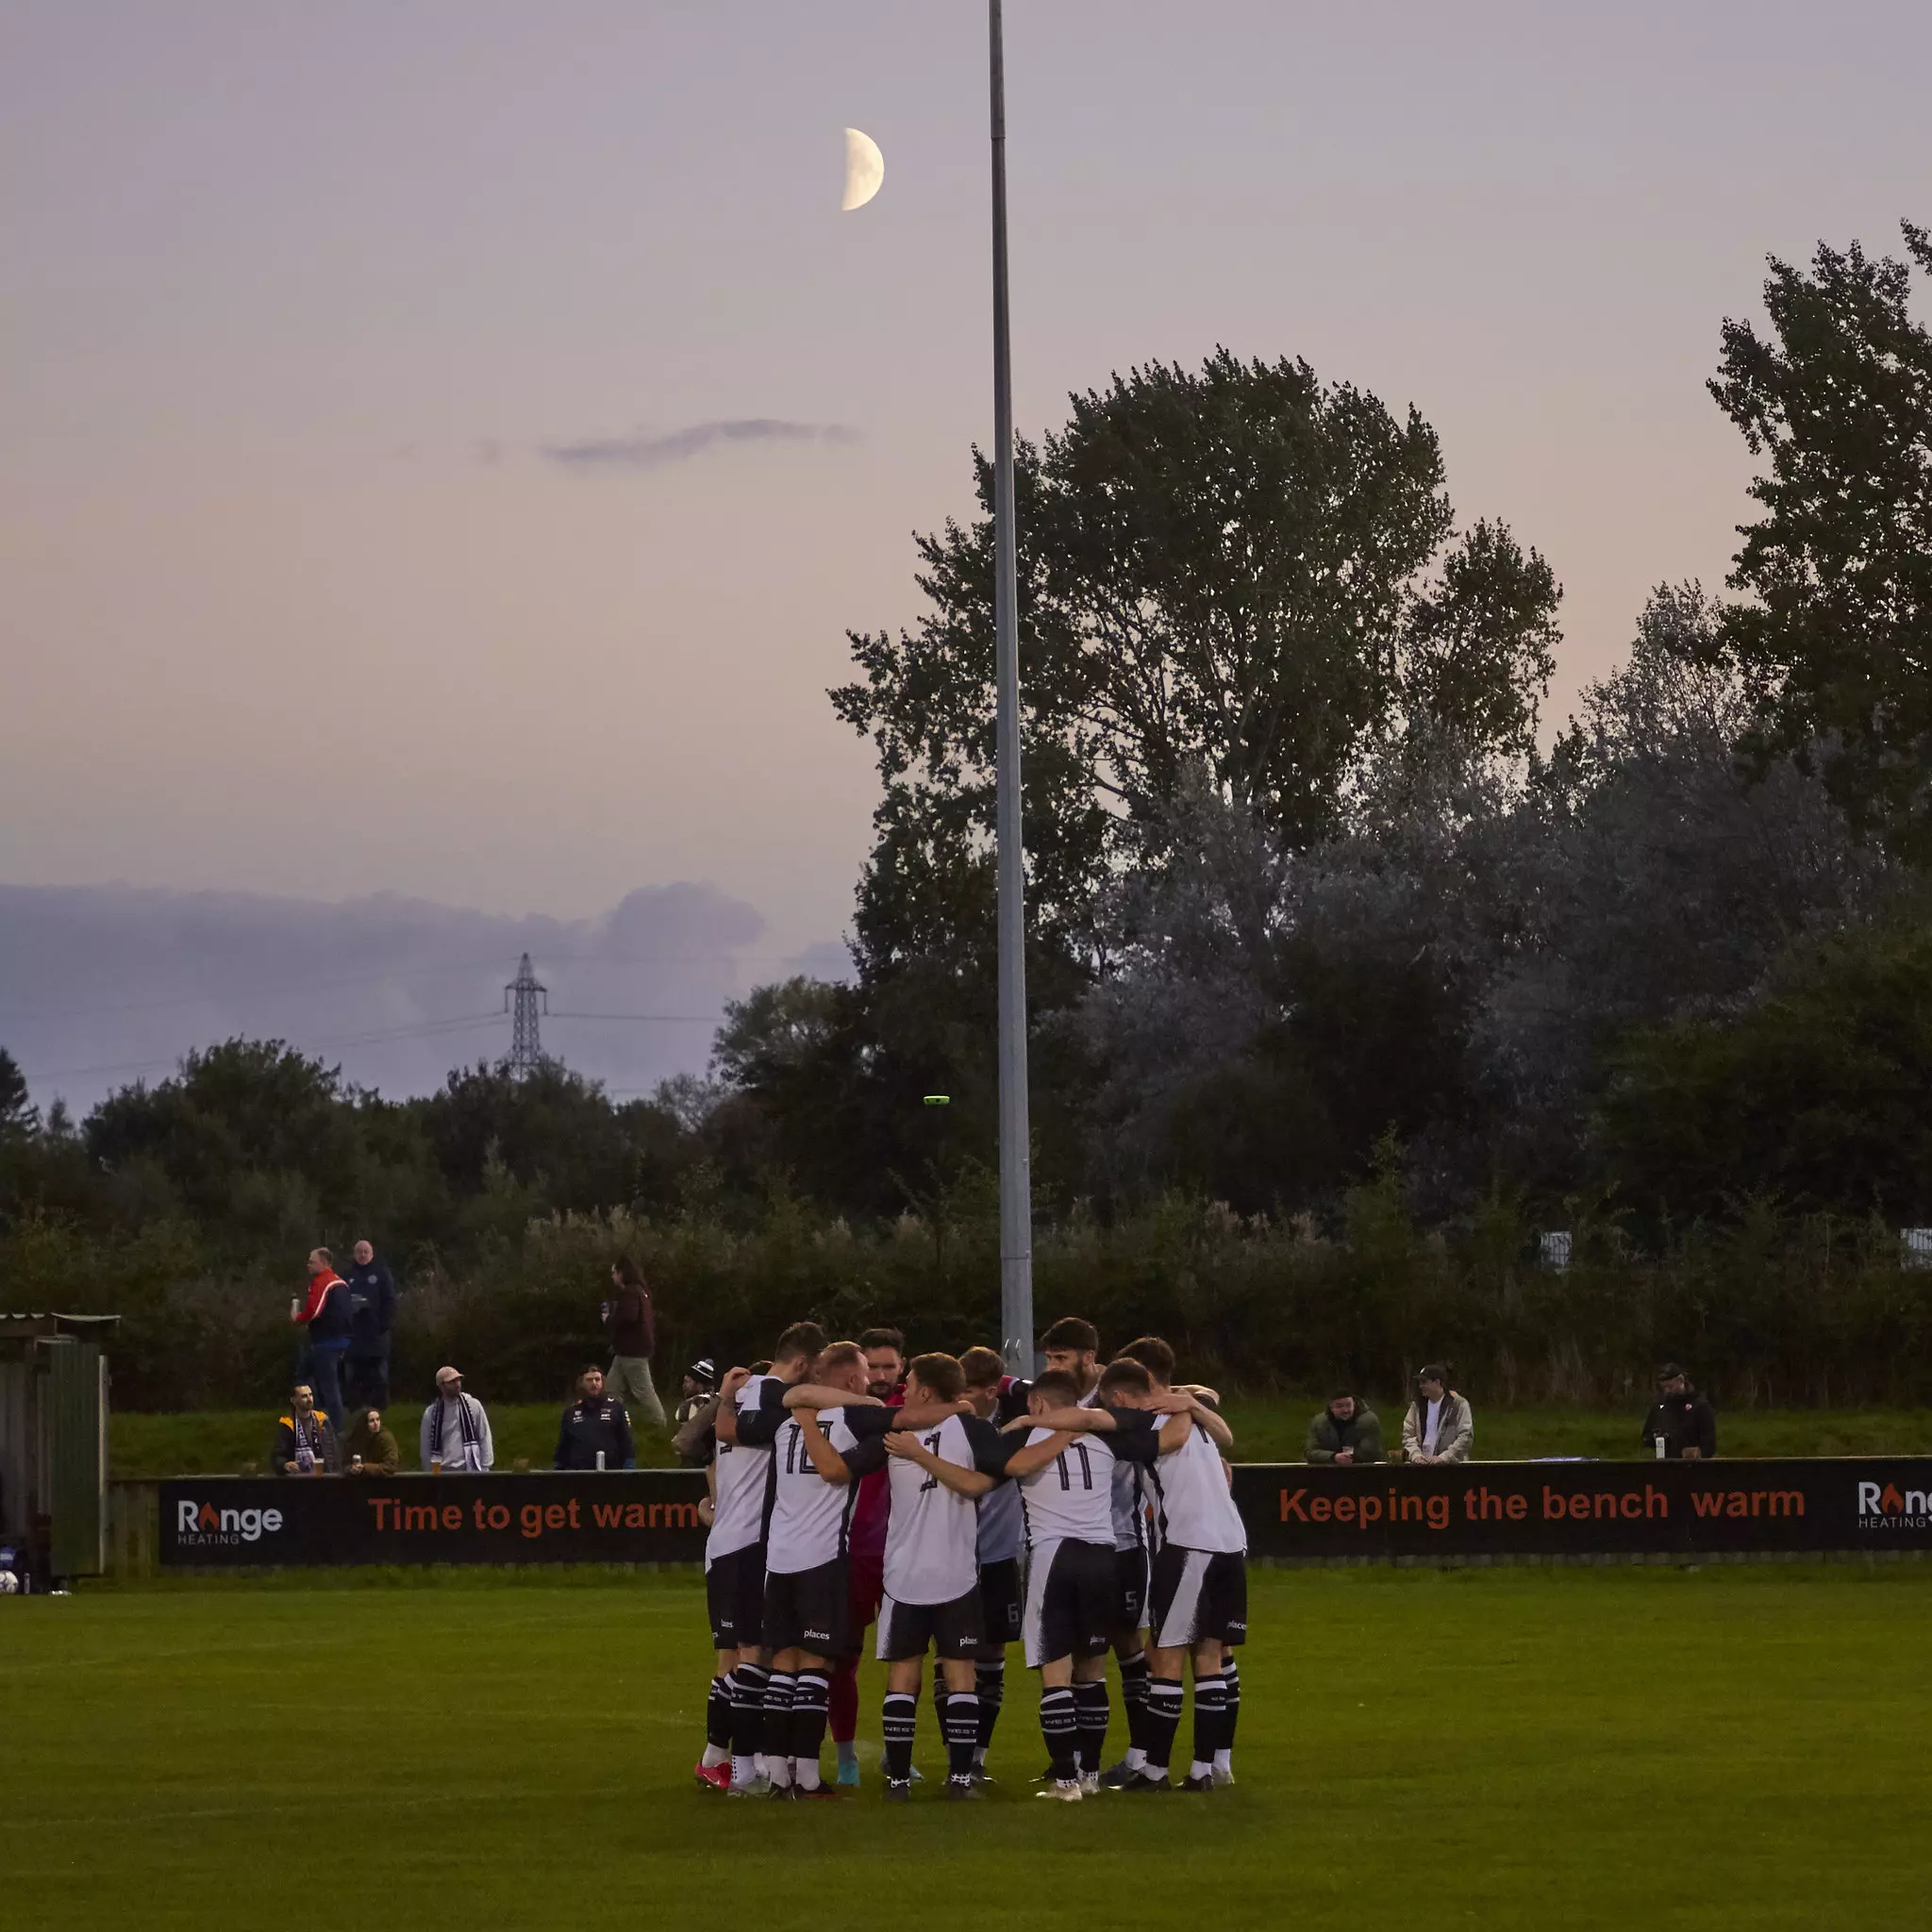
[9,1191,1932,1413]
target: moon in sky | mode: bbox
[841,127,884,211]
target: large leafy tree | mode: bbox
[1598,917,1932,1222]
[834,349,1560,988]
[1710,222,1932,858]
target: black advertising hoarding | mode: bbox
[158,1458,1932,1569]
[159,1470,709,1568]
[1233,1458,1932,1559]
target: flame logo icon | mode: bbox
[1880,1484,1907,1515]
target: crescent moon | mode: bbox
[842,127,884,211]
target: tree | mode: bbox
[0,1047,39,1139]
[1474,586,1890,1194]
[1598,916,1932,1222]
[834,349,1560,988]
[1710,222,1932,858]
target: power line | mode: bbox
[0,949,828,1026]
[546,1011,723,1023]
[22,1011,506,1084]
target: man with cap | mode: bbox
[1399,1365,1474,1465]
[1641,1365,1716,1460]
[419,1366,494,1472]
[673,1358,722,1468]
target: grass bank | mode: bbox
[108,1398,1932,1479]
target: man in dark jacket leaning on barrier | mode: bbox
[1641,1365,1717,1460]
[556,1366,637,1470]
[1305,1393,1384,1465]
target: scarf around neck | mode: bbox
[432,1392,484,1460]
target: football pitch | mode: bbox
[7,1565,1928,1927]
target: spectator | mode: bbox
[1641,1364,1717,1459]
[341,1407,400,1475]
[342,1239,399,1413]
[290,1247,353,1428]
[672,1357,720,1468]
[555,1366,637,1471]
[274,1383,341,1475]
[604,1256,667,1431]
[1305,1392,1384,1465]
[1400,1365,1474,1464]
[420,1365,494,1472]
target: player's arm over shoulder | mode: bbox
[731,1376,789,1448]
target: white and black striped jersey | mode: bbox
[857,1411,1006,1605]
[764,1406,895,1575]
[1153,1417,1246,1555]
[705,1374,787,1567]
[997,1415,1161,1550]
[976,1471,1024,1564]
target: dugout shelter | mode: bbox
[0,1312,119,1589]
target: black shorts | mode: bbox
[875,1587,984,1661]
[707,1541,766,1651]
[762,1556,852,1658]
[1112,1545,1150,1635]
[1023,1539,1116,1669]
[1149,1543,1247,1650]
[975,1557,1023,1657]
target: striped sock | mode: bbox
[705,1674,733,1760]
[791,1670,831,1789]
[730,1662,768,1782]
[1072,1679,1110,1774]
[974,1659,1005,1757]
[1039,1685,1078,1781]
[1142,1675,1184,1775]
[882,1691,917,1783]
[1118,1648,1151,1754]
[1191,1676,1226,1776]
[763,1671,795,1786]
[1218,1656,1240,1769]
[943,1692,980,1779]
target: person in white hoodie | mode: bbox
[420,1365,494,1472]
[1399,1365,1474,1465]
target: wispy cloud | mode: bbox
[542,418,861,471]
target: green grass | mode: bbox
[110,1399,1932,1479]
[6,1566,1930,1926]
[110,1403,691,1478]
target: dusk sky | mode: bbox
[5,1,1930,1102]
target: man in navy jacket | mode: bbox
[342,1238,399,1411]
[555,1368,637,1470]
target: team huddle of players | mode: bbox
[692,1315,1247,1802]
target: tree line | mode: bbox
[3,222,1930,1405]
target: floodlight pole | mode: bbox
[988,0,1034,1378]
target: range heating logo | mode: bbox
[174,1499,285,1547]
[1855,1481,1932,1531]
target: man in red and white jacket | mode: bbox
[291,1247,352,1431]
